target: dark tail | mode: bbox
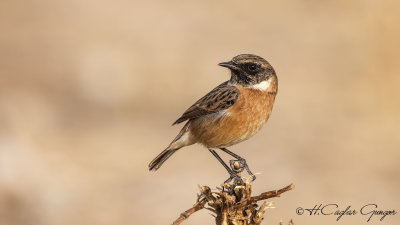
[148,148,179,171]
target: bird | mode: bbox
[148,54,278,182]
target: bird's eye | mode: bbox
[247,64,257,71]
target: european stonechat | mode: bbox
[149,54,278,182]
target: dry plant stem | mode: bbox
[172,199,207,225]
[172,183,295,225]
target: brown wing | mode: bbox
[173,82,239,125]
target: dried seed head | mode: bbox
[233,161,241,170]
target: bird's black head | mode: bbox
[218,54,276,87]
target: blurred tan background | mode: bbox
[1,0,399,224]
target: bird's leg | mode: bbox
[220,147,256,182]
[208,149,243,191]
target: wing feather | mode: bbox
[173,82,238,125]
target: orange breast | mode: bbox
[189,86,276,148]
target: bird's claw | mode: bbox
[229,160,245,173]
[239,158,256,182]
[230,159,256,182]
[222,160,252,192]
[223,173,243,192]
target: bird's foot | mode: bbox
[222,160,251,192]
[223,173,243,193]
[219,148,256,182]
[230,159,256,182]
[229,160,245,173]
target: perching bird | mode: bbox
[149,54,278,181]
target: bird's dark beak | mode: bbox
[218,61,239,71]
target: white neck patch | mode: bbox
[249,80,270,91]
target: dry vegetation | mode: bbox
[172,182,294,225]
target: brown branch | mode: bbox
[172,198,207,225]
[233,183,295,210]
